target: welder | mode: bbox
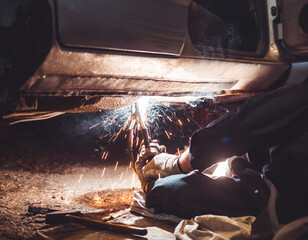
[135,81,308,224]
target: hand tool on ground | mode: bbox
[45,210,148,236]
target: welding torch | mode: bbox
[127,101,158,192]
[135,101,151,149]
[127,101,151,164]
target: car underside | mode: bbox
[0,0,307,116]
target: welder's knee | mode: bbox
[145,171,205,218]
[146,170,260,218]
[146,173,187,216]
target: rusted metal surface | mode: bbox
[20,43,288,98]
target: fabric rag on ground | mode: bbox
[131,177,308,240]
[131,190,256,240]
[175,215,256,240]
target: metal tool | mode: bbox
[127,101,151,166]
[46,210,148,236]
[135,101,151,149]
[127,101,163,193]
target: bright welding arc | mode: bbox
[135,99,151,149]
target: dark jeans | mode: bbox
[266,130,308,223]
[146,171,260,219]
[147,82,308,221]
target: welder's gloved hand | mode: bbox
[135,141,166,191]
[142,153,182,179]
[139,141,166,160]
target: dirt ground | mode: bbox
[0,113,171,240]
[0,166,141,239]
[0,106,199,240]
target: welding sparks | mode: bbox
[109,133,117,142]
[94,194,102,204]
[86,98,200,192]
[78,174,83,183]
[165,130,171,139]
[136,98,149,126]
[114,161,119,171]
[89,123,99,129]
[102,133,109,138]
[101,151,109,160]
[112,127,123,142]
[101,167,106,178]
[122,121,129,130]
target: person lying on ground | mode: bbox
[135,81,308,224]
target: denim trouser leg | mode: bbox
[146,171,259,219]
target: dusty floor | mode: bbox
[0,105,201,240]
[0,164,144,239]
[0,113,179,240]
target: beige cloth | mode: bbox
[174,215,256,240]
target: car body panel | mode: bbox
[20,41,288,101]
[280,0,308,59]
[56,0,189,55]
[1,0,307,113]
[17,0,293,111]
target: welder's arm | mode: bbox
[178,148,193,173]
[142,153,183,179]
[140,149,192,184]
[189,82,308,172]
[135,142,166,191]
[142,82,308,178]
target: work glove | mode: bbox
[142,153,182,179]
[135,141,166,191]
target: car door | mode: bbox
[277,0,308,61]
[55,0,190,56]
